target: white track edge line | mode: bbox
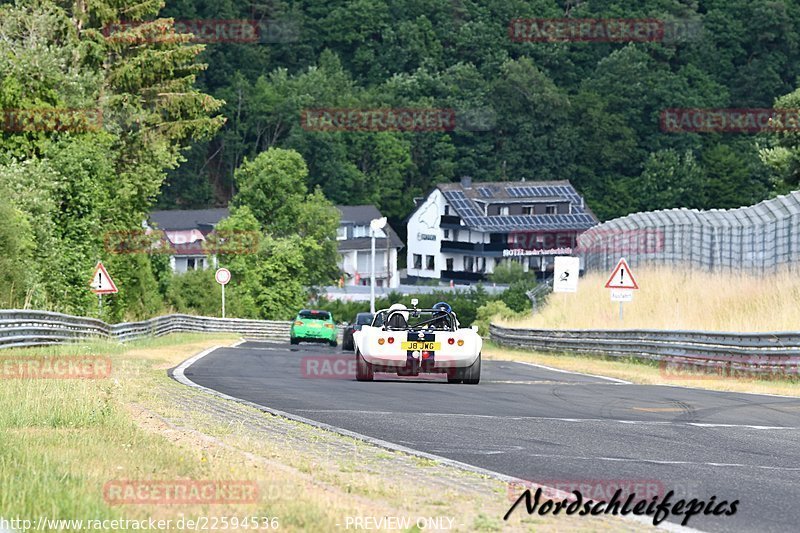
[171,346,701,533]
[512,360,632,384]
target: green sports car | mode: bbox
[290,309,338,346]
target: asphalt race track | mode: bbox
[182,341,800,532]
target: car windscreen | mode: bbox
[298,310,330,320]
[355,313,374,325]
[386,310,454,330]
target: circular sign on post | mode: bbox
[215,268,231,285]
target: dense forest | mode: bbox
[2,0,800,319]
[157,0,800,224]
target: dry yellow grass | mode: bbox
[484,343,800,397]
[502,267,800,332]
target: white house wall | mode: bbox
[407,189,445,278]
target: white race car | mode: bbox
[353,301,482,384]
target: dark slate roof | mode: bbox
[149,208,230,231]
[336,205,404,250]
[337,205,385,224]
[437,180,598,232]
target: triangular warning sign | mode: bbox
[604,258,638,290]
[89,262,118,294]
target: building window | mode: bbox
[187,258,196,270]
[413,254,422,269]
[500,206,509,215]
[464,256,474,272]
[545,205,557,214]
[336,226,347,240]
[479,257,486,272]
[444,229,450,239]
[446,258,453,271]
[353,225,368,238]
[444,205,450,215]
[426,255,435,270]
[522,206,534,215]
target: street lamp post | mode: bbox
[369,217,387,314]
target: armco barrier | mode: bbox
[0,310,290,349]
[490,324,800,376]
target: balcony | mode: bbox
[440,215,462,228]
[440,240,507,255]
[440,270,486,283]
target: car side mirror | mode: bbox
[471,325,479,332]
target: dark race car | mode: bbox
[342,312,374,351]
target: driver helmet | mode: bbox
[387,303,409,321]
[433,301,452,314]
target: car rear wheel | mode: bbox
[460,353,481,384]
[355,349,373,381]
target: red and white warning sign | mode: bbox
[604,258,638,290]
[89,262,118,294]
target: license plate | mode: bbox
[401,341,440,351]
[308,323,320,328]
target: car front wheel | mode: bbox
[355,349,373,381]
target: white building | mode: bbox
[406,178,598,284]
[336,205,403,288]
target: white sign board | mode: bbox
[89,262,118,294]
[553,256,580,293]
[610,289,634,302]
[215,268,231,285]
[604,258,639,290]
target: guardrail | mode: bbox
[490,324,800,376]
[0,310,291,349]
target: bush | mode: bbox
[498,279,538,313]
[488,261,532,284]
[474,300,522,337]
[166,269,222,317]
